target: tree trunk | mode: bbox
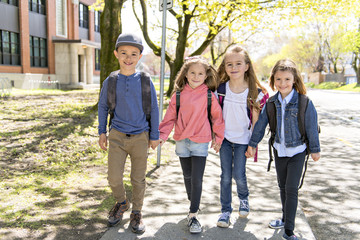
[167,62,181,97]
[353,54,360,85]
[99,0,124,91]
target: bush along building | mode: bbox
[0,0,101,89]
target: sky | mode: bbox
[121,1,161,54]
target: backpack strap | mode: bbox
[107,70,120,128]
[297,94,310,189]
[297,94,309,146]
[207,89,212,131]
[247,88,267,130]
[176,91,181,118]
[217,82,226,108]
[298,154,309,189]
[265,96,277,172]
[176,89,212,131]
[140,72,152,126]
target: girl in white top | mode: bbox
[215,45,268,228]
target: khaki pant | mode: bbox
[108,129,149,211]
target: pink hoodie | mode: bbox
[159,84,225,144]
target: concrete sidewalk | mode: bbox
[100,148,316,240]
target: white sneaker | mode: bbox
[269,219,285,229]
[188,216,202,233]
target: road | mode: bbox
[299,89,360,240]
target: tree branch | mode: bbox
[135,0,172,64]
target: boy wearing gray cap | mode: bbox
[98,33,160,233]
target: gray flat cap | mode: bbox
[115,33,143,53]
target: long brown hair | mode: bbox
[217,45,265,112]
[172,56,219,95]
[269,59,306,95]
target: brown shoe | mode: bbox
[108,200,130,227]
[130,211,145,233]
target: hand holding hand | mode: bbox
[98,133,108,151]
[211,140,221,153]
[245,146,255,158]
[149,140,160,150]
[159,138,166,147]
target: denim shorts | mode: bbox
[175,138,209,157]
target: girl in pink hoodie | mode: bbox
[159,56,225,234]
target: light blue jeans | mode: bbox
[175,138,209,157]
[219,138,249,213]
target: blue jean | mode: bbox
[219,138,249,213]
[175,138,209,157]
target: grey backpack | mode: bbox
[106,71,152,128]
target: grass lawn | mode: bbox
[0,88,172,240]
[335,83,360,92]
[306,82,360,92]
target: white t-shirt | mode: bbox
[222,82,251,144]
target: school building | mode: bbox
[0,0,101,89]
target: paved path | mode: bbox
[298,90,360,240]
[100,145,315,240]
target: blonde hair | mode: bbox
[217,45,265,112]
[172,56,219,95]
[269,59,306,95]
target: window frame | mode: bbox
[95,48,100,71]
[30,35,47,68]
[94,11,101,33]
[0,30,20,66]
[56,0,67,37]
[0,0,18,6]
[79,3,89,29]
[29,0,46,15]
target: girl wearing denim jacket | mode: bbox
[245,59,320,240]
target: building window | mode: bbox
[30,36,47,67]
[0,30,20,65]
[79,3,89,29]
[56,0,67,37]
[95,11,101,33]
[0,0,18,6]
[29,0,46,15]
[95,48,100,71]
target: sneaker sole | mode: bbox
[268,223,284,229]
[238,211,249,218]
[282,235,297,240]
[108,219,121,227]
[131,227,145,234]
[217,221,230,228]
[190,229,202,234]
